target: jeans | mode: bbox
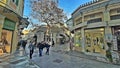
[30,49,34,59]
[39,49,43,56]
[46,47,49,55]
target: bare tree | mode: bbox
[30,0,67,27]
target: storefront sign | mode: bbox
[3,19,16,30]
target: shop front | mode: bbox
[0,18,15,55]
[85,28,106,55]
[74,29,82,51]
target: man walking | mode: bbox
[37,41,45,57]
[45,42,50,55]
[28,41,35,59]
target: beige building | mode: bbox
[0,0,29,55]
[72,0,120,62]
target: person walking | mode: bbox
[45,41,50,55]
[37,41,45,57]
[16,41,21,50]
[22,40,27,50]
[33,34,37,46]
[52,39,55,47]
[69,39,74,51]
[28,41,35,59]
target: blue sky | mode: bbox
[58,0,92,18]
[24,0,92,18]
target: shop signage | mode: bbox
[3,19,16,30]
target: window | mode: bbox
[75,18,82,25]
[87,18,102,24]
[110,14,120,20]
[12,0,15,2]
[117,9,120,13]
[12,0,19,6]
[90,14,95,18]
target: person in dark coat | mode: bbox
[22,40,27,50]
[45,42,50,55]
[33,34,37,46]
[37,41,45,56]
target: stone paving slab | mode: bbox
[0,47,40,68]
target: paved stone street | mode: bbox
[25,44,120,68]
[0,48,40,68]
[0,43,120,68]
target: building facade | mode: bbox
[72,0,120,62]
[0,0,29,55]
[66,18,74,32]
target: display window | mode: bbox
[75,30,81,47]
[85,28,105,53]
[0,29,13,55]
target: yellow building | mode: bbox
[72,0,120,58]
[0,0,29,55]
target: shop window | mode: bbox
[85,33,91,47]
[85,29,105,53]
[75,31,81,47]
[0,29,13,54]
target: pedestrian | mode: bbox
[16,41,21,50]
[69,40,74,51]
[22,40,27,50]
[52,39,55,47]
[45,42,50,55]
[33,34,37,46]
[20,39,24,49]
[28,41,35,59]
[37,41,45,57]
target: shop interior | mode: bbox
[0,29,12,55]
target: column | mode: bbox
[81,28,85,52]
[103,9,112,50]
